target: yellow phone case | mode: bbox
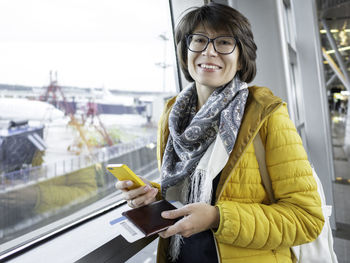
[106,164,145,189]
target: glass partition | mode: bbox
[0,0,177,257]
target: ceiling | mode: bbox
[316,0,350,90]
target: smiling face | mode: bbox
[187,25,240,90]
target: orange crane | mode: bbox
[40,72,113,151]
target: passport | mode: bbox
[122,199,181,237]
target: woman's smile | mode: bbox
[198,63,222,72]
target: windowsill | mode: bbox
[4,194,156,263]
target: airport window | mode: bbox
[0,0,177,257]
[282,0,292,46]
[281,0,306,143]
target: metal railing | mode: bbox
[0,135,156,193]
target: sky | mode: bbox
[0,0,177,92]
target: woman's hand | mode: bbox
[115,178,158,208]
[158,202,220,238]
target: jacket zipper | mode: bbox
[211,231,222,263]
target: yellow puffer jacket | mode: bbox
[155,86,324,263]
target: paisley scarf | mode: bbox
[160,76,249,261]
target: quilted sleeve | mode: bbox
[214,104,325,249]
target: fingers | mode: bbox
[117,183,158,208]
[115,179,158,208]
[159,207,189,238]
[161,206,189,219]
[115,176,150,188]
[159,204,214,238]
[159,217,193,238]
[158,222,181,238]
[115,180,149,199]
[132,187,158,207]
[127,199,136,208]
[115,180,133,191]
[123,185,151,200]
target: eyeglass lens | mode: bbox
[187,34,236,54]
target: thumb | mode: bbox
[161,206,188,219]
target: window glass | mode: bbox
[0,0,177,255]
[282,2,305,127]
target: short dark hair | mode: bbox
[175,3,257,83]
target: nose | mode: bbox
[202,42,217,56]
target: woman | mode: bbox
[116,3,324,263]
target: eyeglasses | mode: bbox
[185,33,237,55]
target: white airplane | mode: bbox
[96,86,134,106]
[0,97,64,122]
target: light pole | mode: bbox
[156,32,172,92]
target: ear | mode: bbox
[236,53,242,71]
[237,61,242,71]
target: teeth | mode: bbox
[200,64,219,69]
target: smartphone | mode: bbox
[106,164,146,190]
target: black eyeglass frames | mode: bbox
[185,34,237,55]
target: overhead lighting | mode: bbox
[320,29,350,34]
[320,29,339,33]
[326,46,350,54]
[339,22,349,46]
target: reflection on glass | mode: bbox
[0,0,176,255]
